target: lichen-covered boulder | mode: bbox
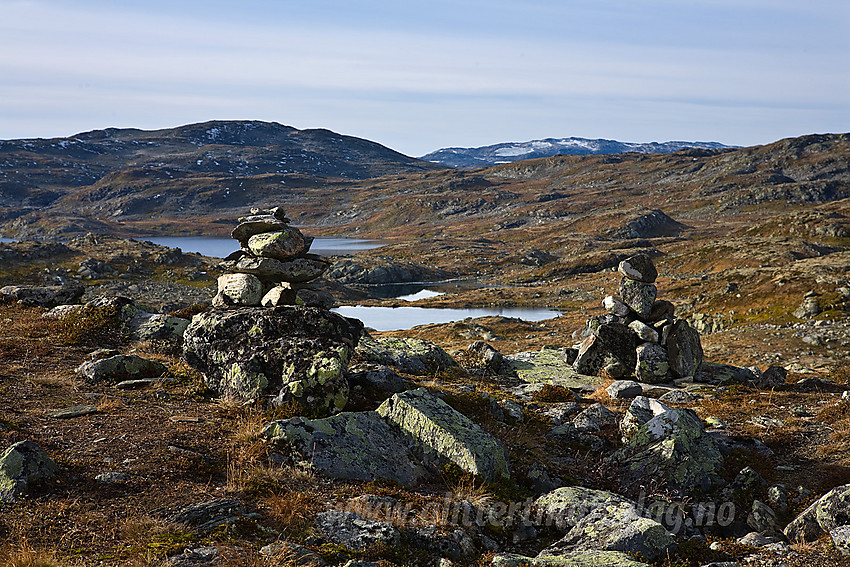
[213,273,263,308]
[573,322,636,378]
[503,348,602,392]
[618,279,657,318]
[614,408,722,496]
[785,484,850,543]
[628,320,659,343]
[376,388,509,481]
[618,255,658,284]
[666,320,703,378]
[533,486,635,533]
[606,380,642,400]
[247,229,308,261]
[355,336,457,375]
[314,510,401,550]
[634,343,670,384]
[231,216,290,247]
[602,295,630,317]
[132,314,190,343]
[264,412,428,486]
[183,306,362,412]
[75,354,167,383]
[0,440,58,502]
[620,396,672,442]
[541,501,676,561]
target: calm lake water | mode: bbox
[141,236,383,258]
[0,238,15,243]
[332,305,561,331]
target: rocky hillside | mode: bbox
[420,137,733,168]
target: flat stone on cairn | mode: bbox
[573,254,703,383]
[213,206,332,309]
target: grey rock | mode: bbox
[634,343,670,384]
[830,525,850,555]
[167,546,219,567]
[0,440,58,502]
[695,362,757,385]
[264,411,428,486]
[115,378,161,390]
[314,510,400,550]
[49,405,98,419]
[737,531,781,548]
[230,217,291,247]
[347,363,410,393]
[666,320,703,378]
[494,551,653,566]
[606,380,643,399]
[603,295,631,317]
[376,388,510,481]
[618,254,658,283]
[95,472,132,483]
[572,403,618,432]
[793,295,821,319]
[212,273,263,308]
[747,500,779,534]
[356,336,457,375]
[573,322,637,378]
[541,500,676,560]
[533,486,635,533]
[753,365,787,389]
[501,400,524,422]
[0,284,84,308]
[169,499,252,533]
[221,254,329,283]
[132,313,190,343]
[504,348,603,391]
[618,278,657,318]
[183,306,362,411]
[247,228,308,261]
[468,341,504,374]
[767,484,789,513]
[544,402,583,425]
[296,288,336,309]
[658,389,699,404]
[629,320,659,343]
[75,354,166,383]
[620,396,672,442]
[261,283,297,307]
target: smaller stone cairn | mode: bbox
[573,254,703,384]
[213,206,334,309]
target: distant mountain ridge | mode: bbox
[420,137,734,168]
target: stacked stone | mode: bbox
[573,254,703,384]
[213,206,334,309]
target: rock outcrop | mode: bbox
[0,441,57,502]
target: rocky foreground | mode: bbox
[2,226,850,567]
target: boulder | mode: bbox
[169,499,253,533]
[573,323,636,378]
[572,403,618,432]
[247,229,308,261]
[212,273,263,307]
[493,551,652,567]
[468,341,504,374]
[504,348,602,392]
[618,279,657,318]
[753,365,787,389]
[618,255,658,283]
[0,440,58,502]
[830,525,850,555]
[75,354,166,383]
[785,484,850,543]
[132,313,190,343]
[666,320,703,378]
[314,510,401,550]
[620,396,672,442]
[628,320,659,343]
[634,343,670,384]
[295,288,336,309]
[376,388,509,481]
[602,295,630,317]
[264,411,428,486]
[261,283,297,307]
[695,362,757,385]
[606,380,642,399]
[614,408,722,495]
[793,295,821,319]
[0,284,84,308]
[183,306,362,411]
[541,500,676,561]
[533,486,635,533]
[347,364,411,393]
[355,336,457,375]
[747,500,780,535]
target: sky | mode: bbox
[1,0,848,157]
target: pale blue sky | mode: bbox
[1,0,848,156]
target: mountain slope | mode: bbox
[420,137,733,168]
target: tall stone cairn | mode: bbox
[212,206,335,309]
[573,254,703,384]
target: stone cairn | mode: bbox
[572,254,703,384]
[213,206,335,309]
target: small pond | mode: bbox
[0,238,15,243]
[141,236,383,258]
[332,305,561,332]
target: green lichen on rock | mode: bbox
[533,486,634,532]
[75,354,167,383]
[376,388,509,481]
[263,411,428,486]
[0,441,57,502]
[355,336,457,375]
[504,348,603,390]
[247,229,307,261]
[492,551,652,566]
